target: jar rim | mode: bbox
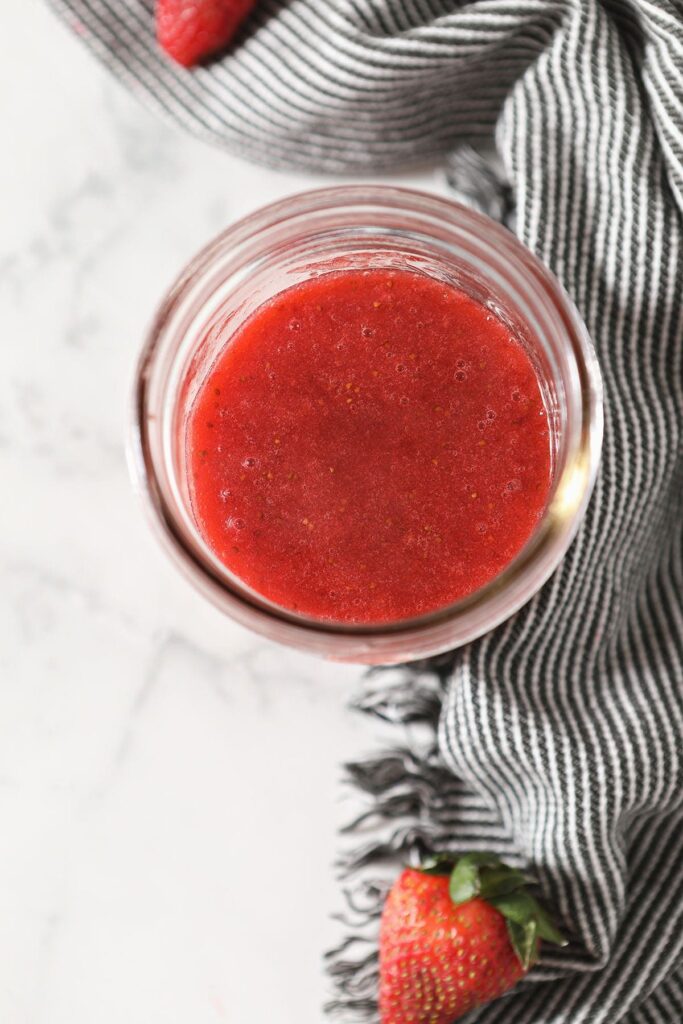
[129,185,603,661]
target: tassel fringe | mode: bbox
[325,659,456,1021]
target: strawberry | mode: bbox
[156,0,256,68]
[380,853,567,1024]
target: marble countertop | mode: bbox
[1,4,449,1022]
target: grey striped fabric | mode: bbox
[48,1,683,1022]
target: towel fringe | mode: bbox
[325,660,455,1021]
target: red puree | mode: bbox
[187,268,551,623]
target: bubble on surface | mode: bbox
[361,326,374,338]
[227,516,245,530]
[455,370,467,382]
[505,479,522,493]
[399,396,409,406]
[396,363,407,373]
[219,488,231,503]
[242,456,257,468]
[288,319,301,331]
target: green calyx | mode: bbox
[419,852,568,970]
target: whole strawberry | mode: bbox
[380,853,567,1024]
[156,0,256,67]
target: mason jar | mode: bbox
[128,186,603,664]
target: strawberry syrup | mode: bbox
[187,268,551,623]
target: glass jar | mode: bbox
[128,186,603,664]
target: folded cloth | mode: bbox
[48,1,683,1021]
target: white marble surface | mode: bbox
[0,3,450,1022]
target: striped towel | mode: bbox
[48,1,683,1021]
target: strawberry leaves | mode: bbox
[504,917,540,971]
[419,851,568,970]
[491,889,568,947]
[449,852,530,903]
[418,853,461,877]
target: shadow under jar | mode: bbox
[129,186,603,664]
